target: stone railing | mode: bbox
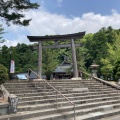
[1,84,18,114]
[80,71,120,90]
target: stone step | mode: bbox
[77,107,120,120]
[4,82,112,91]
[98,114,120,120]
[6,87,38,91]
[18,92,119,102]
[9,89,38,94]
[0,108,69,120]
[32,82,101,86]
[18,98,120,112]
[1,102,120,120]
[18,95,120,106]
[4,82,31,85]
[15,89,119,98]
[7,87,116,95]
[4,85,34,89]
[23,106,120,120]
[39,85,110,90]
[31,81,98,85]
[4,83,33,86]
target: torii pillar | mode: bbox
[71,39,78,78]
[38,41,42,78]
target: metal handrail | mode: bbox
[28,68,76,120]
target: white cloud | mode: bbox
[2,9,120,47]
[1,35,30,47]
[26,9,120,35]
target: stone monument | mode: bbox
[90,61,99,77]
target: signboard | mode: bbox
[10,60,15,73]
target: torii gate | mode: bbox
[27,32,85,79]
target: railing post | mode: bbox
[44,81,46,94]
[35,79,36,88]
[73,104,76,120]
[56,91,58,108]
[117,87,119,99]
[28,69,30,81]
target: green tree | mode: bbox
[0,64,8,84]
[113,61,120,80]
[0,45,9,68]
[0,0,39,26]
[80,33,94,68]
[101,34,120,80]
[76,46,87,72]
[42,48,58,80]
[81,26,117,77]
[0,24,5,44]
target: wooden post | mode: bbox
[38,41,42,79]
[71,39,78,78]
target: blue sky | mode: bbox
[1,0,120,47]
[39,0,120,16]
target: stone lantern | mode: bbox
[90,61,99,77]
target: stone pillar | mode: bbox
[38,41,42,79]
[8,94,18,114]
[71,39,78,78]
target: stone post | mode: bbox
[8,94,18,114]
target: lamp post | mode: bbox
[90,61,99,77]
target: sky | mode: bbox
[1,0,120,47]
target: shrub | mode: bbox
[0,64,8,84]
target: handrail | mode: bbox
[28,68,76,120]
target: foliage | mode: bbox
[0,64,8,84]
[0,26,120,81]
[101,34,120,80]
[113,61,120,80]
[0,24,5,43]
[80,33,94,68]
[0,0,39,26]
[42,48,59,80]
[0,43,38,73]
[76,46,87,71]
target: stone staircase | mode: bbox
[0,79,120,120]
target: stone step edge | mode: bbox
[18,92,118,100]
[3,105,120,120]
[18,95,120,104]
[18,100,120,114]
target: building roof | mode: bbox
[27,32,85,42]
[54,56,72,73]
[54,64,72,73]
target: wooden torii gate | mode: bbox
[27,32,85,79]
